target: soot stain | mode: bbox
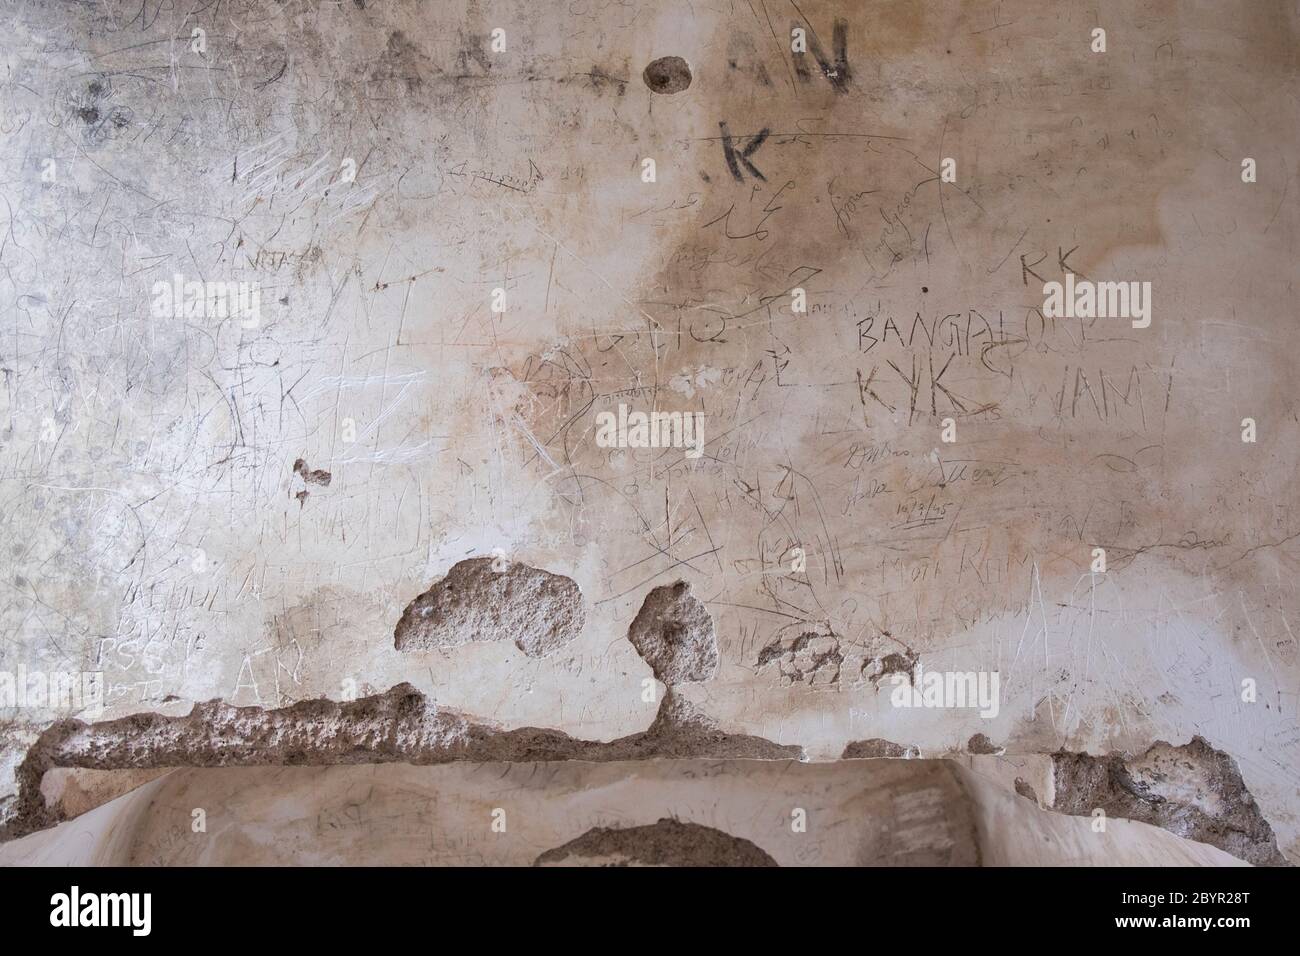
[643,56,692,94]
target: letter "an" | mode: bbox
[792,19,850,91]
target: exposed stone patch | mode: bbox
[0,685,800,841]
[394,557,585,658]
[5,689,1284,867]
[1051,736,1287,866]
[842,738,921,759]
[626,581,717,684]
[472,688,802,764]
[608,688,802,761]
[967,733,1002,755]
[534,818,776,866]
[292,457,332,486]
[756,631,843,686]
[862,650,918,687]
[753,635,919,691]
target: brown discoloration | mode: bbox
[535,817,777,866]
[847,761,982,866]
[476,9,1300,866]
[39,767,171,820]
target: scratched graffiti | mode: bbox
[0,0,1297,864]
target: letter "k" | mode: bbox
[719,123,770,182]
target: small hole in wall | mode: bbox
[643,56,692,94]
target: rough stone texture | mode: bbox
[534,818,777,867]
[966,733,1002,755]
[626,582,718,684]
[952,759,1247,868]
[15,717,1270,867]
[862,651,918,687]
[756,631,843,686]
[842,738,921,759]
[394,557,585,658]
[0,684,800,841]
[1051,736,1286,867]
